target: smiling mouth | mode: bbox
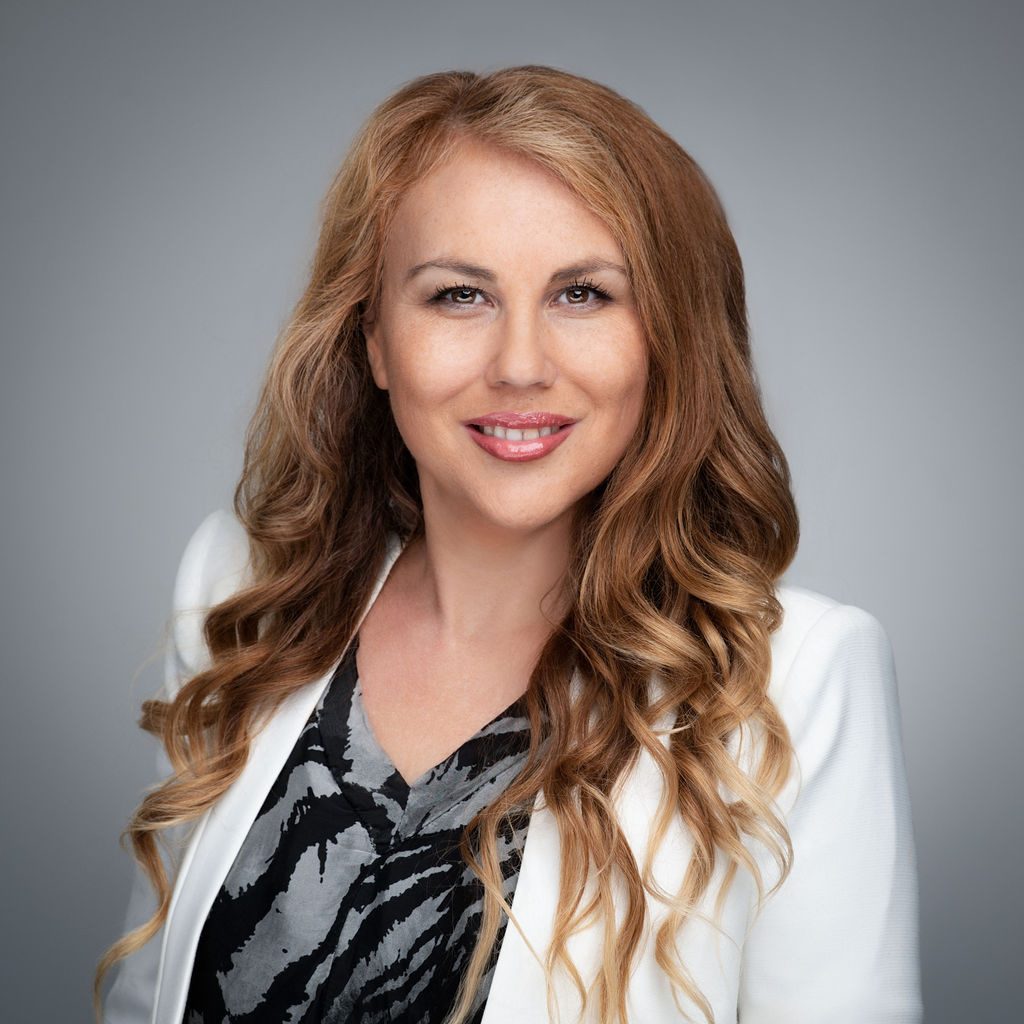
[469,423,572,439]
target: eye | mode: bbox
[427,276,613,310]
[560,276,612,307]
[429,282,484,306]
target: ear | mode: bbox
[362,309,389,391]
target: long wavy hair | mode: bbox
[95,64,800,1024]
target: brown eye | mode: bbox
[429,283,482,306]
[560,278,611,307]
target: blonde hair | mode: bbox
[95,64,800,1024]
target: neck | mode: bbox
[394,513,574,650]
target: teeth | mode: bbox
[481,424,564,440]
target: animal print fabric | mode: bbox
[183,630,534,1023]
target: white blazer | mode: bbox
[104,509,923,1023]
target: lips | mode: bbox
[464,420,575,463]
[466,411,577,429]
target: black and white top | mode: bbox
[183,631,535,1024]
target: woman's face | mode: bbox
[364,138,648,538]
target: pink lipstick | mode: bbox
[463,411,577,463]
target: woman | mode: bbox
[96,65,922,1023]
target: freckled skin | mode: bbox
[364,138,649,542]
[357,138,650,768]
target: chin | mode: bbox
[483,501,578,534]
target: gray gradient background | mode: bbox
[1,2,1020,1021]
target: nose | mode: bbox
[486,305,555,389]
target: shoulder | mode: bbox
[172,507,250,605]
[769,582,896,702]
[764,582,903,798]
[166,508,251,693]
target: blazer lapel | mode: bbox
[153,532,404,1024]
[479,786,569,1022]
[481,677,676,1024]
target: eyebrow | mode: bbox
[404,256,628,287]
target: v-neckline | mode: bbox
[350,631,528,792]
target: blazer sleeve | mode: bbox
[102,509,244,1023]
[736,603,923,1023]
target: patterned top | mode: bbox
[183,631,534,1024]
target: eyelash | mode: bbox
[428,276,612,308]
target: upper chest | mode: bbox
[353,579,545,787]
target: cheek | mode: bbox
[580,343,648,426]
[382,328,478,453]
[387,322,474,402]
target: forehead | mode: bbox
[383,139,622,269]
